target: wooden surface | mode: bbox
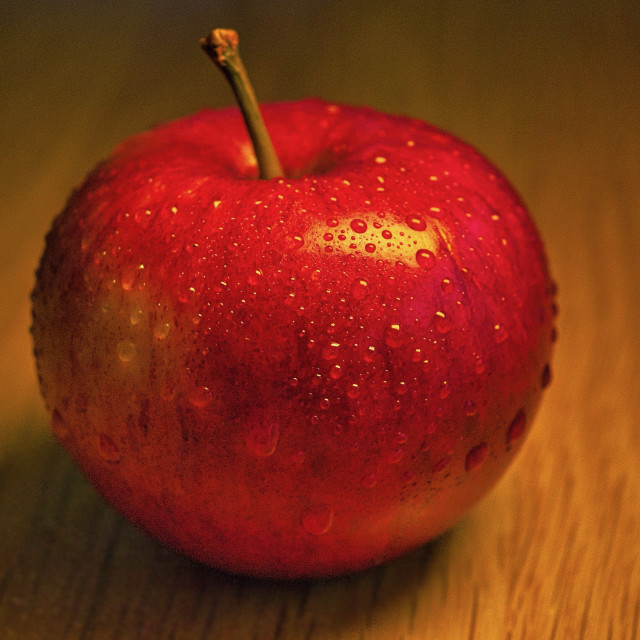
[1,1,639,638]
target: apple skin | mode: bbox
[31,98,556,579]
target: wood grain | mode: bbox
[1,1,639,638]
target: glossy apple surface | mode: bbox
[32,98,556,578]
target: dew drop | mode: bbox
[246,421,279,457]
[388,448,404,464]
[247,269,263,287]
[117,340,137,362]
[51,409,69,439]
[323,232,334,241]
[441,277,454,294]
[464,400,478,416]
[406,214,427,231]
[347,383,361,399]
[351,278,369,301]
[384,324,404,348]
[350,219,368,234]
[178,286,197,304]
[188,386,213,408]
[130,306,144,325]
[301,505,334,536]
[465,442,488,472]
[120,268,139,291]
[434,310,452,334]
[507,409,527,448]
[416,249,436,270]
[153,321,171,339]
[98,434,121,462]
[493,323,508,343]
[327,218,339,228]
[321,342,341,361]
[329,364,343,380]
[286,235,304,250]
[363,346,377,362]
[361,472,377,488]
[365,243,377,253]
[474,356,486,374]
[382,229,393,240]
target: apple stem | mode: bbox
[200,29,284,180]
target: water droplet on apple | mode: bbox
[286,235,304,250]
[246,421,279,457]
[323,232,334,241]
[416,249,436,269]
[301,505,334,536]
[130,306,144,325]
[351,278,368,300]
[434,310,452,334]
[363,345,377,362]
[474,356,486,374]
[188,386,213,408]
[441,277,454,294]
[347,383,361,399]
[329,364,343,379]
[506,409,527,448]
[382,229,392,240]
[321,342,340,360]
[98,434,121,462]
[493,323,509,343]
[464,400,478,416]
[178,286,197,304]
[465,442,488,472]
[439,380,450,399]
[350,219,368,234]
[121,275,134,292]
[153,321,171,340]
[117,340,137,362]
[388,448,404,464]
[406,214,427,231]
[384,324,404,348]
[327,218,339,228]
[51,409,69,439]
[247,269,263,286]
[361,472,377,488]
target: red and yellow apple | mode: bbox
[31,31,556,579]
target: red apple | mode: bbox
[31,30,556,579]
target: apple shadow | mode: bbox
[0,417,455,639]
